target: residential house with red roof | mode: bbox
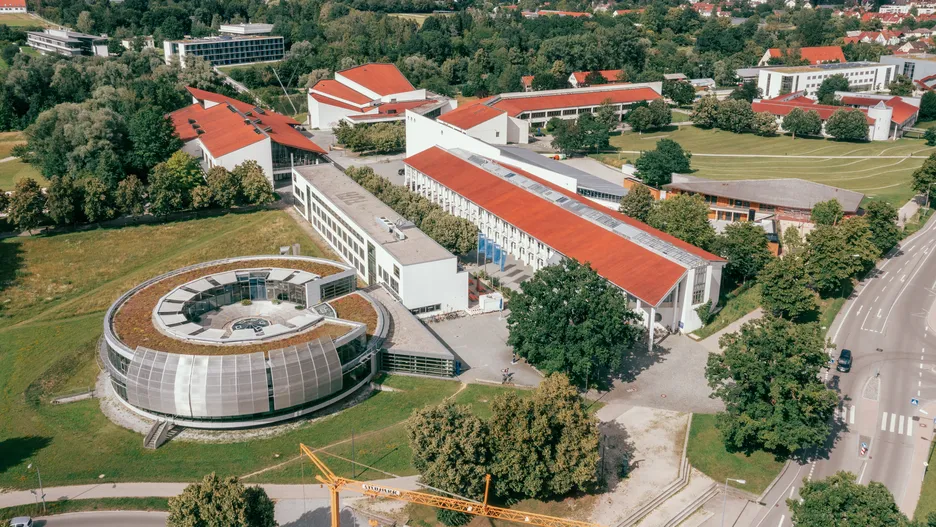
[752,91,919,140]
[757,45,846,66]
[170,87,327,182]
[433,82,663,145]
[568,69,626,87]
[0,0,26,13]
[844,30,904,45]
[307,63,455,129]
[403,112,725,335]
[861,12,907,25]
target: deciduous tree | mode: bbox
[488,374,600,498]
[147,151,203,216]
[921,91,936,120]
[825,109,869,141]
[406,403,489,501]
[233,161,274,206]
[129,108,182,175]
[167,473,276,527]
[864,200,900,255]
[888,74,913,96]
[206,166,241,208]
[782,108,823,139]
[627,106,654,134]
[647,193,716,250]
[634,138,691,187]
[810,199,844,226]
[728,80,760,102]
[758,256,816,319]
[618,183,654,222]
[717,221,773,283]
[115,175,146,217]
[506,259,641,386]
[45,176,80,226]
[716,99,754,133]
[7,178,46,232]
[648,98,672,128]
[752,111,778,136]
[705,316,837,455]
[925,127,936,146]
[81,177,116,223]
[816,74,849,104]
[664,80,696,107]
[912,154,936,200]
[788,472,911,527]
[691,95,719,128]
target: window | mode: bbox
[410,303,442,315]
[692,267,707,304]
[903,62,915,79]
[393,264,400,278]
[703,194,717,205]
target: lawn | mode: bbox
[671,111,692,124]
[596,126,935,206]
[0,13,49,27]
[0,497,169,523]
[686,414,785,495]
[915,442,936,521]
[387,12,432,26]
[692,283,760,340]
[0,132,46,188]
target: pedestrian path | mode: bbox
[879,411,918,437]
[836,404,856,425]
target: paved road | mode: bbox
[754,214,936,526]
[613,151,931,159]
[35,511,168,526]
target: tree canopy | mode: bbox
[816,74,849,104]
[618,183,654,222]
[758,255,816,319]
[167,473,276,527]
[506,258,642,387]
[788,472,911,527]
[706,316,838,455]
[647,193,716,251]
[634,138,691,188]
[716,221,773,284]
[825,109,869,142]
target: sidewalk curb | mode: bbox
[757,460,792,504]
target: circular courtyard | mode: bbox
[101,255,387,429]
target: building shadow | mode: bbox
[281,506,362,527]
[614,331,671,385]
[0,436,53,475]
[596,420,637,493]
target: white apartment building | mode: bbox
[27,28,109,57]
[163,30,284,67]
[292,163,468,316]
[757,62,897,99]
[404,112,724,336]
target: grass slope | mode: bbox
[686,413,784,495]
[0,132,46,189]
[0,13,49,27]
[598,126,934,206]
[0,497,170,523]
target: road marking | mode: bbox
[881,272,888,279]
[877,308,882,318]
[908,419,915,437]
[875,296,880,302]
[910,244,917,251]
[857,305,863,316]
[858,462,868,484]
[903,274,908,282]
[922,363,925,369]
[891,413,897,432]
[892,275,896,281]
[882,412,888,430]
[920,381,923,387]
[850,405,855,424]
[899,415,905,434]
[883,240,936,332]
[789,485,796,499]
[778,515,785,527]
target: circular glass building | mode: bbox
[101,256,388,429]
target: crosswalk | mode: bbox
[836,404,856,424]
[880,411,917,437]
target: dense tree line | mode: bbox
[334,121,405,154]
[345,166,477,254]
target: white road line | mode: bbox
[861,308,872,330]
[908,420,915,437]
[920,381,923,387]
[877,308,882,318]
[881,272,888,279]
[789,485,796,499]
[883,240,936,331]
[891,413,897,432]
[899,415,905,434]
[882,412,888,430]
[850,405,855,424]
[778,515,785,527]
[875,296,880,302]
[922,363,925,369]
[857,305,863,316]
[892,276,896,281]
[858,462,868,484]
[903,274,908,282]
[910,245,917,251]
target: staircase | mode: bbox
[143,420,174,450]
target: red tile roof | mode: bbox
[537,9,593,17]
[174,87,325,156]
[0,0,26,7]
[337,63,415,97]
[309,92,361,112]
[839,95,919,125]
[404,147,721,306]
[752,100,874,124]
[571,69,625,85]
[490,87,661,116]
[437,100,504,129]
[521,75,535,88]
[767,46,845,65]
[310,79,372,106]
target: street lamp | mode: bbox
[27,463,46,514]
[722,477,747,527]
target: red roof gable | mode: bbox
[839,95,919,125]
[337,63,415,97]
[404,147,721,306]
[175,87,325,156]
[767,46,845,65]
[752,100,874,124]
[521,75,535,88]
[490,87,661,116]
[309,92,361,112]
[310,79,372,106]
[0,0,26,7]
[571,69,625,84]
[437,99,504,129]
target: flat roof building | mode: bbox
[27,28,108,57]
[881,53,936,87]
[219,23,275,35]
[163,32,284,67]
[756,62,897,99]
[308,63,455,129]
[292,163,469,317]
[405,111,724,336]
[170,87,326,182]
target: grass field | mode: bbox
[0,13,49,27]
[692,283,760,340]
[0,497,169,523]
[686,414,785,495]
[0,132,46,189]
[0,210,541,489]
[387,12,432,26]
[596,126,936,206]
[915,442,936,521]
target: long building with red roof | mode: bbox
[307,63,455,129]
[170,87,327,182]
[436,82,663,145]
[404,111,724,336]
[758,46,846,66]
[0,0,26,13]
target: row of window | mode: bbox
[519,104,626,121]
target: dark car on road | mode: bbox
[837,349,852,373]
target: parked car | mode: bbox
[9,517,33,527]
[837,349,853,373]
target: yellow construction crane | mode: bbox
[299,443,606,527]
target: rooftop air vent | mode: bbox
[253,107,265,115]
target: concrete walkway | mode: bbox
[898,195,925,227]
[694,308,763,354]
[0,476,422,509]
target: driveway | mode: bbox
[427,311,542,387]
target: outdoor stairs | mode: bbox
[143,420,174,450]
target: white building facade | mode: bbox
[757,62,897,99]
[292,164,468,316]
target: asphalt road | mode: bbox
[34,511,168,526]
[754,215,936,526]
